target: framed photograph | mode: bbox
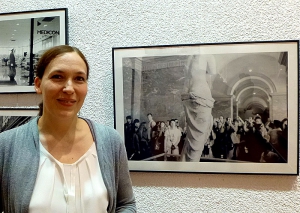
[0,8,68,93]
[113,40,299,175]
[0,108,38,134]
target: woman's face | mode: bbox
[219,116,224,123]
[34,52,88,119]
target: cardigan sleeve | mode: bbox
[0,134,4,212]
[88,120,137,213]
[105,128,136,213]
[0,129,12,213]
[0,119,40,213]
[115,133,136,213]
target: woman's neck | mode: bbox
[38,114,80,140]
[37,115,94,164]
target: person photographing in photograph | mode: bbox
[0,45,136,212]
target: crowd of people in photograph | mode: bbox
[124,113,288,163]
[124,113,185,161]
[206,115,288,163]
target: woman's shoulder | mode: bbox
[0,117,37,138]
[81,118,128,162]
[81,117,123,145]
[0,117,38,151]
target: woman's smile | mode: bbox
[57,98,77,106]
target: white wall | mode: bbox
[1,1,300,212]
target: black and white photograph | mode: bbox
[0,8,67,93]
[0,108,38,133]
[113,41,299,174]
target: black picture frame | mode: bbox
[0,8,68,93]
[113,40,299,175]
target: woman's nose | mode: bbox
[63,79,74,94]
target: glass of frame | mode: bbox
[0,8,68,93]
[113,40,299,175]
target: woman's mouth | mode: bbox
[57,99,76,106]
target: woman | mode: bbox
[151,121,166,161]
[158,121,166,148]
[229,118,241,160]
[0,45,136,212]
[164,119,181,160]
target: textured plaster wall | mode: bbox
[1,1,300,212]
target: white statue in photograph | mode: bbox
[181,54,217,162]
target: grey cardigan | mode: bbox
[0,117,136,213]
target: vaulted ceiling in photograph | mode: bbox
[138,52,287,110]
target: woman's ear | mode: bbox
[34,77,42,94]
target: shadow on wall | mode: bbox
[130,172,297,191]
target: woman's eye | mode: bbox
[51,75,63,79]
[76,76,86,81]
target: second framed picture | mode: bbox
[0,108,38,134]
[113,40,299,175]
[0,8,68,93]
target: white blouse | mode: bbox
[29,142,108,213]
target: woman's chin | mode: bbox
[56,110,79,119]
